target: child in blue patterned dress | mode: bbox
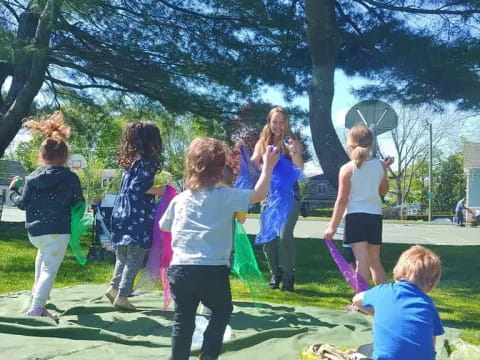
[105,121,164,310]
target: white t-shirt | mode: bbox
[159,186,252,266]
[347,159,384,215]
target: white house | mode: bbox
[101,169,118,188]
[0,160,28,205]
[464,142,480,218]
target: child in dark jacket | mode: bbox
[10,112,84,319]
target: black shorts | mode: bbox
[344,213,383,245]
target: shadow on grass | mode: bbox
[70,312,172,337]
[231,309,338,330]
[248,235,480,336]
[1,223,479,344]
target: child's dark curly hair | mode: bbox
[117,121,163,168]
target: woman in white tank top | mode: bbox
[324,125,394,286]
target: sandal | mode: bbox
[304,343,350,360]
[104,287,118,305]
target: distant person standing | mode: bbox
[455,196,472,227]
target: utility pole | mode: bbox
[86,143,93,209]
[427,121,433,223]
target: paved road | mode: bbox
[1,206,26,223]
[244,218,479,246]
[2,207,478,246]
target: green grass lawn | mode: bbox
[1,221,479,346]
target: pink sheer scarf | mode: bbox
[137,185,177,310]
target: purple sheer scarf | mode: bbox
[324,239,369,293]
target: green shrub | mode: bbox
[307,207,333,217]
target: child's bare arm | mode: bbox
[379,168,389,197]
[323,164,351,241]
[146,186,165,197]
[379,157,394,197]
[352,292,374,316]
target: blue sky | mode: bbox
[3,70,397,176]
[260,69,399,173]
[6,69,477,174]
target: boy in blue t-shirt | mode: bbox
[353,245,444,360]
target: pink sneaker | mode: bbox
[41,307,59,320]
[25,306,44,317]
[26,306,58,320]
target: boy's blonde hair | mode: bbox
[393,245,442,292]
[185,137,226,191]
[346,124,373,168]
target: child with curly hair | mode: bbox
[160,137,279,360]
[105,121,164,310]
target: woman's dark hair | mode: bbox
[117,121,163,168]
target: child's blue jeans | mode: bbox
[167,265,232,360]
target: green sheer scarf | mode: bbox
[70,202,93,265]
[232,220,266,307]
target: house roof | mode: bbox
[0,160,28,186]
[464,142,480,169]
[308,173,328,181]
[303,162,323,178]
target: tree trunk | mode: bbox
[0,0,62,158]
[305,0,348,190]
[394,176,403,206]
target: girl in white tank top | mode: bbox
[347,159,385,215]
[323,125,394,289]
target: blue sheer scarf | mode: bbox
[255,153,302,244]
[234,146,303,245]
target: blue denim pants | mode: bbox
[168,265,233,360]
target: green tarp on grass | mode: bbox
[0,285,477,359]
